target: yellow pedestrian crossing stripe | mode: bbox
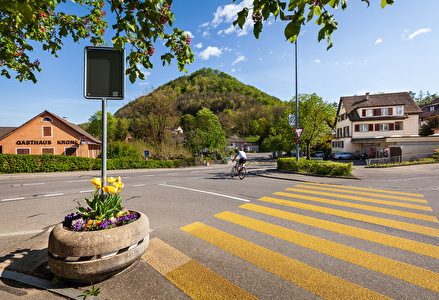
[214,211,439,293]
[259,196,439,237]
[240,202,439,259]
[275,191,437,222]
[301,181,425,198]
[149,181,439,298]
[181,222,390,300]
[142,238,257,300]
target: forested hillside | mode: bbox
[115,68,286,137]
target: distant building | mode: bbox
[0,110,101,157]
[332,92,439,159]
[419,97,439,126]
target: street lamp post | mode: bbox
[294,38,299,161]
[285,15,300,161]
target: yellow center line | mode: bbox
[301,182,425,198]
[294,184,428,203]
[240,203,439,259]
[275,191,438,222]
[181,222,390,300]
[258,196,439,238]
[142,238,257,300]
[285,187,430,210]
[214,212,439,293]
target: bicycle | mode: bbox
[231,161,246,180]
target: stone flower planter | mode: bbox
[48,211,149,283]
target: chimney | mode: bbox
[366,92,370,100]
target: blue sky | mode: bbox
[1,0,438,127]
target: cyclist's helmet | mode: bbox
[234,148,239,153]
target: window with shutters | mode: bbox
[379,123,389,131]
[381,108,389,116]
[16,148,30,154]
[65,147,77,156]
[359,124,368,132]
[42,126,52,137]
[42,148,54,154]
[395,106,403,115]
[366,109,373,117]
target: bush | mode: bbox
[277,158,353,177]
[0,154,179,174]
[0,154,97,173]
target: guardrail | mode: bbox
[366,152,434,166]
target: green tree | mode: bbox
[297,93,337,158]
[234,0,394,49]
[184,108,227,156]
[1,0,194,83]
[128,87,180,144]
[260,93,336,157]
[86,110,117,140]
[420,116,439,137]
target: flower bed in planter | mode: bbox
[48,211,149,283]
[48,177,150,283]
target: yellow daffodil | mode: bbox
[103,185,117,194]
[113,181,124,192]
[107,177,117,184]
[91,178,102,189]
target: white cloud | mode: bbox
[402,28,432,40]
[194,42,203,49]
[232,55,246,66]
[211,0,254,36]
[202,31,210,38]
[314,59,321,63]
[199,46,222,60]
[185,31,194,39]
[211,0,252,28]
[199,22,210,28]
[375,38,383,45]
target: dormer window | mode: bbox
[430,106,435,112]
[381,108,389,116]
[42,117,53,123]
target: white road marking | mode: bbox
[11,182,45,187]
[80,190,94,193]
[134,184,146,187]
[45,193,64,197]
[0,228,52,237]
[1,197,25,202]
[159,183,251,202]
[67,179,91,183]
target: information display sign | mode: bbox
[84,46,125,100]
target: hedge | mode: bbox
[277,158,353,177]
[0,154,177,174]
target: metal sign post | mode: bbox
[84,47,125,186]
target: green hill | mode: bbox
[115,68,283,118]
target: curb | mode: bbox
[0,269,101,300]
[249,169,361,180]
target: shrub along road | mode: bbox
[0,158,438,299]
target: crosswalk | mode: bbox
[145,182,439,299]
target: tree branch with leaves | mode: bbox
[233,0,394,49]
[0,0,194,83]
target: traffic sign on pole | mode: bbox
[294,127,304,140]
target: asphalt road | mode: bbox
[0,155,438,299]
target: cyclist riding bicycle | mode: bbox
[232,147,247,174]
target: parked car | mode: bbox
[334,152,354,160]
[314,151,325,158]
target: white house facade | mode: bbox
[332,92,434,159]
